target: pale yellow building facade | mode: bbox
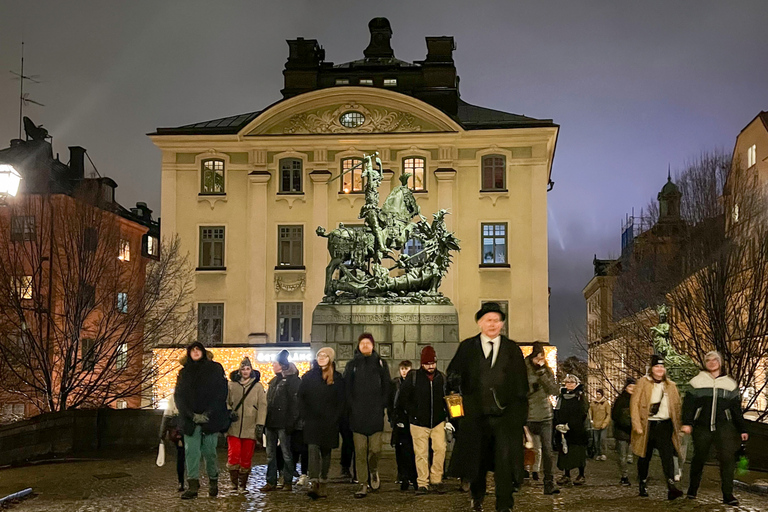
[150,21,558,348]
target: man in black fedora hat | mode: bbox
[447,302,528,512]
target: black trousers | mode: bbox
[470,416,522,511]
[393,428,417,485]
[176,443,186,485]
[688,422,739,498]
[637,420,675,484]
[340,416,355,473]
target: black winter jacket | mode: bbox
[174,353,229,435]
[298,364,345,451]
[553,384,590,448]
[397,368,448,429]
[343,349,391,435]
[266,363,301,430]
[611,390,633,441]
[683,371,746,433]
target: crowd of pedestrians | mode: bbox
[159,310,750,509]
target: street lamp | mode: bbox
[0,164,22,202]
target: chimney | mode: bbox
[424,36,455,64]
[69,146,86,180]
[134,202,153,221]
[282,38,324,98]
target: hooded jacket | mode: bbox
[266,363,301,430]
[174,347,229,435]
[525,357,558,422]
[683,371,746,433]
[226,369,267,440]
[343,348,391,435]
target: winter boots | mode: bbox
[181,479,199,500]
[308,480,321,500]
[209,478,219,497]
[238,470,250,490]
[639,480,648,497]
[543,479,560,495]
[667,479,683,500]
[229,469,240,491]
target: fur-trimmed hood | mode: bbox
[179,350,214,366]
[230,368,262,383]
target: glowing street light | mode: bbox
[0,164,22,200]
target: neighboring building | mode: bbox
[0,119,160,420]
[150,18,559,353]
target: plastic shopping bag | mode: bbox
[156,441,166,467]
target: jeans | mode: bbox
[266,427,295,485]
[616,439,630,478]
[227,436,256,470]
[183,426,219,480]
[637,420,675,484]
[353,432,383,485]
[308,444,332,481]
[411,422,447,488]
[527,420,555,482]
[592,428,607,457]
[688,422,739,498]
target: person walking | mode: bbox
[174,341,229,499]
[611,378,636,486]
[525,342,560,495]
[447,302,529,512]
[553,374,589,486]
[390,360,417,491]
[683,351,749,506]
[397,346,448,495]
[299,347,345,500]
[630,354,683,500]
[159,394,186,492]
[590,389,611,461]
[343,333,391,498]
[261,350,301,492]
[226,357,267,492]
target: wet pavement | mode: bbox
[0,447,765,511]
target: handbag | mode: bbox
[156,441,166,467]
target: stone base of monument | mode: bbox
[311,303,460,374]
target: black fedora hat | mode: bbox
[476,302,506,322]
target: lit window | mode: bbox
[482,155,506,191]
[359,78,374,86]
[146,235,159,258]
[481,223,508,265]
[384,78,397,87]
[335,78,349,85]
[403,157,426,191]
[733,203,740,223]
[11,216,35,241]
[279,158,303,193]
[747,144,757,168]
[117,292,128,314]
[201,159,225,194]
[278,302,302,342]
[341,158,364,193]
[116,343,128,370]
[199,226,225,269]
[278,225,303,267]
[14,276,32,300]
[340,111,365,128]
[116,400,128,410]
[118,239,130,261]
[198,303,223,345]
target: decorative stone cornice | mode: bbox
[310,169,333,183]
[274,274,307,294]
[434,168,457,181]
[283,102,422,134]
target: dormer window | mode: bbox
[359,78,374,86]
[384,78,397,87]
[335,78,350,85]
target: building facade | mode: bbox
[151,18,558,353]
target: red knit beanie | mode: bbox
[420,345,436,365]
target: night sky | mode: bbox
[1,1,766,357]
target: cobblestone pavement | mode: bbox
[1,448,765,512]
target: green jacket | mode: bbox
[525,357,558,422]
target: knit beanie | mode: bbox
[650,354,665,367]
[420,345,437,365]
[240,356,253,370]
[530,341,546,358]
[317,347,336,364]
[358,332,375,347]
[277,349,290,368]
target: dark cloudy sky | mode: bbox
[1,1,766,357]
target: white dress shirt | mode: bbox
[480,334,501,368]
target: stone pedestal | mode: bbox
[311,303,460,374]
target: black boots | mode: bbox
[639,480,648,497]
[667,479,683,500]
[181,479,199,499]
[209,478,219,497]
[543,479,560,495]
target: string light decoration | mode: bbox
[152,347,312,408]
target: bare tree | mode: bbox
[0,194,195,414]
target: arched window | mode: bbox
[481,155,506,191]
[279,158,303,193]
[403,157,426,191]
[201,159,225,194]
[341,158,364,193]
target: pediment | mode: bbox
[242,87,461,136]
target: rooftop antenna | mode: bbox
[10,38,44,139]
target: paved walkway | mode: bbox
[0,447,765,511]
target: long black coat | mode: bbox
[343,349,391,435]
[174,354,229,435]
[553,384,589,470]
[446,335,528,481]
[298,365,345,451]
